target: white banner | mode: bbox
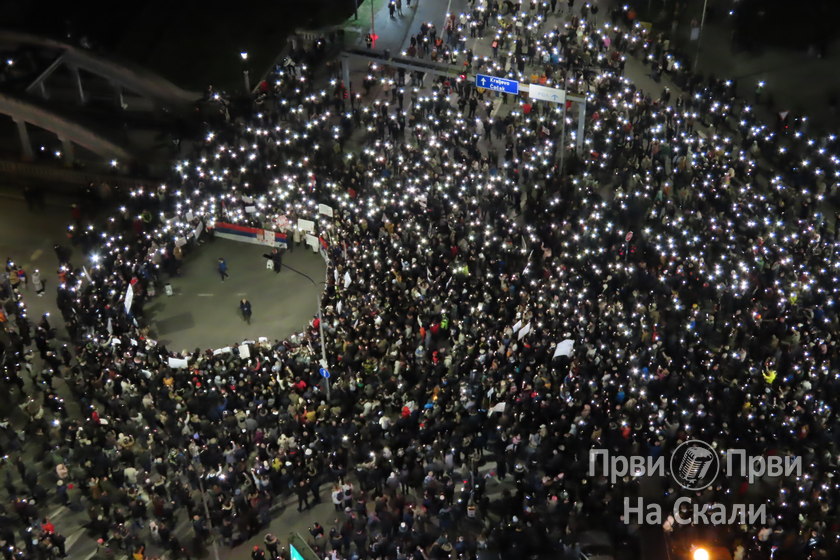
[259,229,276,246]
[124,284,134,313]
[305,234,319,251]
[489,402,506,414]
[318,204,334,217]
[275,215,291,231]
[553,339,574,358]
[168,357,189,369]
[298,219,316,233]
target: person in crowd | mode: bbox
[217,257,229,281]
[240,298,253,324]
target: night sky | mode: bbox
[0,0,352,89]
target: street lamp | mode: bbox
[198,476,221,560]
[370,0,377,45]
[692,0,709,71]
[240,51,250,93]
[558,70,569,176]
[281,263,330,400]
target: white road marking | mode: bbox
[197,293,215,297]
[64,526,87,551]
[442,0,453,32]
[491,97,504,118]
[47,505,68,519]
[30,249,43,261]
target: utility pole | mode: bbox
[370,0,376,41]
[282,263,330,400]
[240,51,250,93]
[198,476,221,560]
[316,288,329,401]
[558,70,569,176]
[692,0,709,72]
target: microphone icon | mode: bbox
[671,440,719,491]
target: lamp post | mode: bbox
[692,0,709,72]
[370,0,376,43]
[198,475,221,560]
[282,263,330,400]
[240,51,250,93]
[558,70,569,176]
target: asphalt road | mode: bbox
[0,187,72,327]
[147,238,326,350]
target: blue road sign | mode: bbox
[290,544,305,560]
[319,367,331,379]
[475,74,519,94]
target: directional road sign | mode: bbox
[319,367,331,379]
[528,83,566,104]
[475,74,519,94]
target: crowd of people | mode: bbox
[2,1,840,560]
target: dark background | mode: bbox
[733,0,840,51]
[3,0,837,90]
[0,0,357,90]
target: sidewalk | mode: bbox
[343,0,420,52]
[635,0,840,131]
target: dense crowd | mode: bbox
[2,1,840,560]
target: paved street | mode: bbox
[0,187,326,351]
[0,188,74,330]
[147,239,326,350]
[662,1,840,131]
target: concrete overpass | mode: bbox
[0,92,130,165]
[0,30,205,168]
[0,30,200,111]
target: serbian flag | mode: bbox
[214,222,288,247]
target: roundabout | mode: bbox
[145,239,326,351]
